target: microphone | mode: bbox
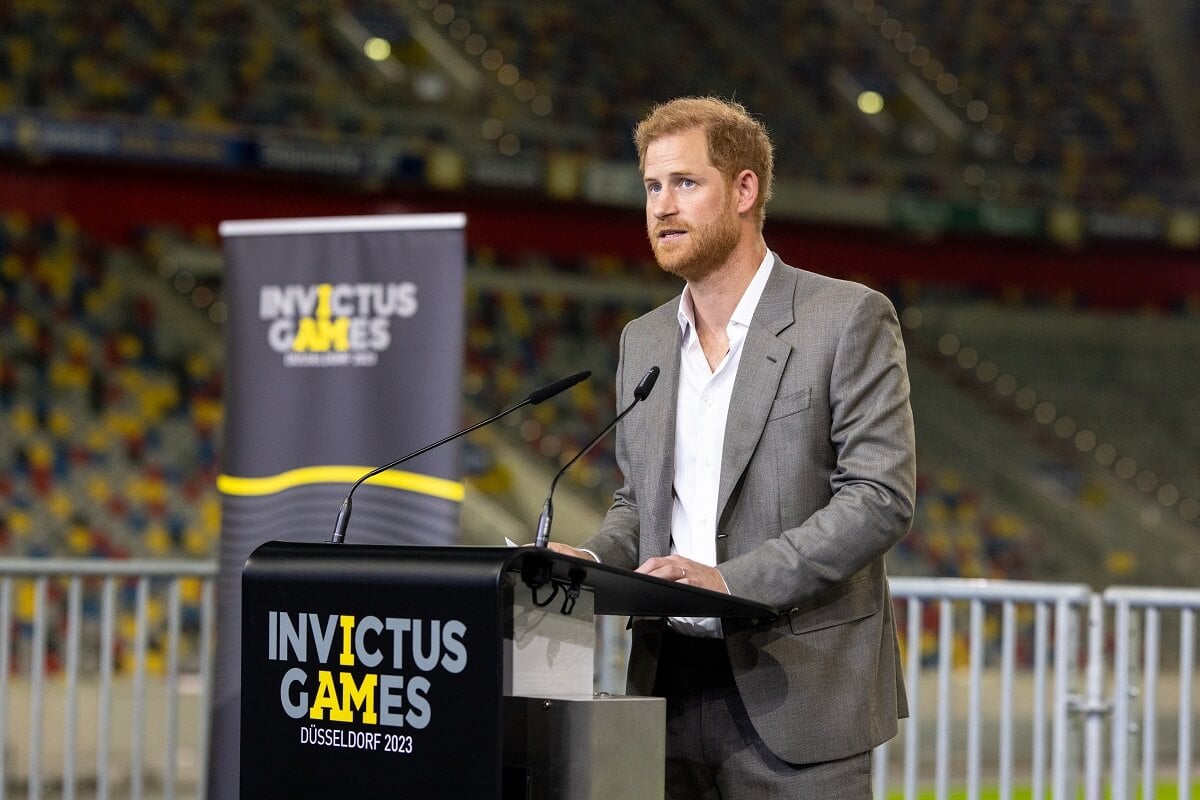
[329,370,591,544]
[533,366,659,549]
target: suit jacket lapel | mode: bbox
[717,259,796,526]
[640,310,682,557]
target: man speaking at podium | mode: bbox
[548,97,916,798]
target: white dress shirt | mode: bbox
[668,250,774,637]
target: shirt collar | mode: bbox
[677,249,775,338]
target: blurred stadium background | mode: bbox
[4,0,1198,584]
[0,0,1198,796]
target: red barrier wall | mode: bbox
[1,158,1196,309]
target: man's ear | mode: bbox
[734,169,759,215]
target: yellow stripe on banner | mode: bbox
[217,466,464,502]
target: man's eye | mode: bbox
[680,178,695,188]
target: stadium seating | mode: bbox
[0,211,221,563]
[1,212,1079,584]
[1,0,1187,207]
[912,301,1200,531]
[0,211,223,674]
[893,0,1182,205]
[0,0,1195,667]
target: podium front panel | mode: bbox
[239,542,776,798]
[240,542,506,798]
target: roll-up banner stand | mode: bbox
[210,214,466,797]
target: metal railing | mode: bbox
[0,559,217,800]
[2,561,1195,800]
[1104,586,1200,800]
[875,577,1094,800]
[874,577,1200,800]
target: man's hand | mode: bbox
[636,555,729,594]
[545,542,598,561]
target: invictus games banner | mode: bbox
[210,214,466,798]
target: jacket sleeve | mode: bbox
[578,322,643,570]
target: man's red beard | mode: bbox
[648,205,740,284]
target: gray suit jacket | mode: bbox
[581,255,916,765]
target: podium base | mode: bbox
[503,695,665,799]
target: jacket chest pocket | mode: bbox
[767,387,811,421]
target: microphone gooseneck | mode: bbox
[329,369,591,544]
[534,366,659,549]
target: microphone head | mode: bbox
[633,366,660,401]
[528,370,592,405]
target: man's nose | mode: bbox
[651,189,677,218]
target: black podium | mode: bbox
[240,541,776,798]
